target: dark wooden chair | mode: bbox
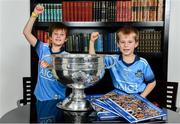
[147,81,178,112]
[166,82,178,111]
[17,77,36,107]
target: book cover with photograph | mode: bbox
[104,90,167,123]
[86,94,120,120]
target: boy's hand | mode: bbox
[140,93,146,98]
[34,4,44,15]
[40,60,51,68]
[90,32,99,43]
[89,32,99,54]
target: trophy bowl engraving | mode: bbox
[50,54,107,111]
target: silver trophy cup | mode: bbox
[49,54,114,111]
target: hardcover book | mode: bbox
[104,90,167,123]
[87,89,166,123]
[86,94,120,120]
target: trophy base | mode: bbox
[56,98,93,111]
[57,89,93,111]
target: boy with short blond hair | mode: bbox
[89,27,156,98]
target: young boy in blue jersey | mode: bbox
[23,4,68,101]
[89,27,156,98]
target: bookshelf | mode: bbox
[30,0,170,106]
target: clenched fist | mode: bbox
[90,32,99,43]
[34,4,44,15]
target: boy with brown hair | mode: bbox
[89,27,156,98]
[23,4,69,101]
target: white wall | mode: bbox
[168,0,180,108]
[0,0,30,117]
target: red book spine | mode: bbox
[81,2,85,21]
[85,2,89,21]
[116,1,120,22]
[126,1,131,22]
[122,1,126,22]
[89,2,93,21]
[66,2,70,21]
[79,2,82,21]
[62,2,67,22]
[74,2,78,21]
[69,2,73,21]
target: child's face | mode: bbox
[49,29,67,47]
[117,33,138,56]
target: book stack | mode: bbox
[87,89,167,123]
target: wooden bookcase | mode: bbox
[30,0,170,106]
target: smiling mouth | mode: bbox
[123,49,130,51]
[55,39,61,41]
[55,40,62,42]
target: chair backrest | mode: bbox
[147,81,178,111]
[23,77,33,104]
[18,77,36,106]
[166,82,178,111]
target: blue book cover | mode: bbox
[97,111,120,120]
[90,99,120,116]
[103,90,167,123]
[86,94,120,120]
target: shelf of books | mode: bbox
[36,28,162,54]
[32,0,163,22]
[32,0,165,55]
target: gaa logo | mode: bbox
[135,70,143,78]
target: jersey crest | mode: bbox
[135,69,143,78]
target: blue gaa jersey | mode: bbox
[104,55,155,94]
[34,40,68,101]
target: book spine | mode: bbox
[157,0,163,21]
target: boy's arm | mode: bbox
[23,4,44,47]
[89,32,99,55]
[140,81,156,98]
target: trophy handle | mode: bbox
[104,55,115,69]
